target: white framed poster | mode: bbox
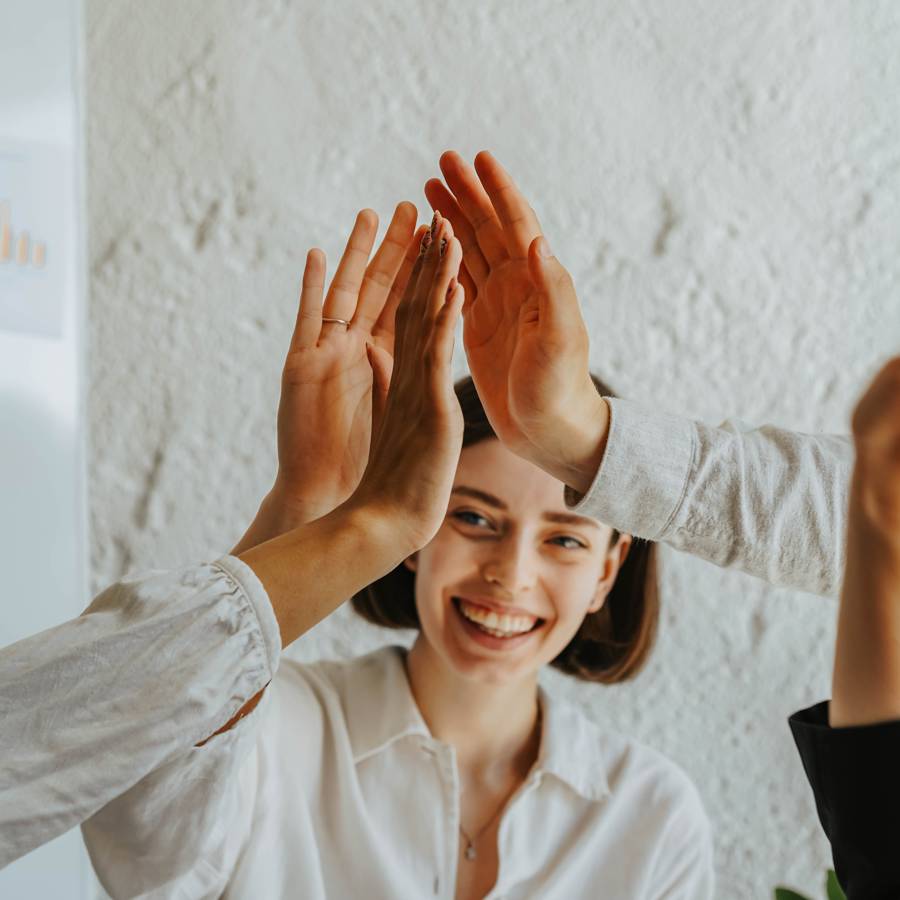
[0,139,68,337]
[0,0,90,898]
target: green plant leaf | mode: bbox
[826,870,847,900]
[774,888,812,900]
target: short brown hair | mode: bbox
[351,375,659,683]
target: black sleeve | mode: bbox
[788,700,900,900]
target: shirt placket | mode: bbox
[421,739,461,899]
[420,740,545,899]
[483,771,543,900]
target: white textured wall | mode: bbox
[86,2,900,896]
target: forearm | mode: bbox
[830,479,900,727]
[205,503,384,745]
[237,499,406,651]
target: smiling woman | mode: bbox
[353,374,659,685]
[342,372,690,900]
[69,191,712,900]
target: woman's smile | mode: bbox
[451,595,546,651]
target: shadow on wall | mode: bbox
[0,389,83,645]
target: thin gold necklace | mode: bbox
[459,707,543,862]
[459,802,506,862]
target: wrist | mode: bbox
[230,484,326,557]
[340,492,425,563]
[269,466,370,532]
[525,392,610,496]
[851,460,900,544]
[839,478,900,627]
[238,498,414,650]
[266,479,330,530]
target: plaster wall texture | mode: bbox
[85,1,900,896]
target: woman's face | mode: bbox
[406,438,631,686]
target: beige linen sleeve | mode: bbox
[566,398,852,597]
[0,555,280,870]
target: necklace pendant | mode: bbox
[464,843,477,861]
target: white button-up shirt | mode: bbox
[83,621,713,899]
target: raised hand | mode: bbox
[352,212,466,549]
[232,203,427,554]
[221,213,464,723]
[424,151,609,495]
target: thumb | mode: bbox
[852,357,900,451]
[526,236,583,335]
[366,342,394,444]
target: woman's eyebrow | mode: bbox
[541,512,601,531]
[450,486,600,530]
[451,486,507,509]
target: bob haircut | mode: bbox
[351,374,659,684]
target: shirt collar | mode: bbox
[342,644,610,803]
[535,683,611,802]
[343,644,431,764]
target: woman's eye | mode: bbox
[452,510,492,529]
[549,535,588,550]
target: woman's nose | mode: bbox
[480,539,537,594]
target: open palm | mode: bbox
[274,203,426,523]
[459,257,543,456]
[425,151,594,465]
[278,328,376,518]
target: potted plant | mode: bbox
[774,869,846,900]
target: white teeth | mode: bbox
[457,599,537,636]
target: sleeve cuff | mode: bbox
[565,397,696,539]
[789,699,900,735]
[212,555,282,679]
[789,699,900,893]
[789,700,900,818]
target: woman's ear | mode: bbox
[402,553,418,573]
[587,534,632,613]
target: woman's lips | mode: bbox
[451,597,544,650]
[452,594,544,622]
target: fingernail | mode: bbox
[430,212,439,236]
[420,230,432,255]
[439,237,448,258]
[538,236,552,258]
